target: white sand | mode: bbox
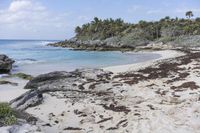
[10,49,200,133]
[25,51,200,132]
[0,77,29,102]
[104,50,185,73]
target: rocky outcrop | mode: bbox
[0,54,14,74]
[48,37,136,51]
[135,42,173,51]
[10,69,113,110]
[48,35,200,52]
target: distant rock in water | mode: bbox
[0,54,14,74]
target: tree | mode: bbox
[75,26,81,34]
[196,17,200,21]
[73,15,200,42]
[185,11,194,19]
[94,17,99,23]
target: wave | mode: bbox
[15,58,44,65]
[39,41,58,46]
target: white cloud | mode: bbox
[9,0,45,12]
[0,0,51,25]
[0,0,70,39]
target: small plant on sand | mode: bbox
[0,102,17,126]
[12,73,33,80]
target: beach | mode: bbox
[1,1,200,132]
[104,50,185,73]
[3,49,200,133]
[20,49,200,133]
[0,49,183,103]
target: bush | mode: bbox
[12,73,33,80]
[0,103,17,126]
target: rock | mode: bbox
[10,69,113,110]
[0,55,14,74]
[10,90,43,110]
[171,35,200,47]
[0,80,18,86]
[0,124,41,133]
[135,42,173,51]
[48,37,135,51]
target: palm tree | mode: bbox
[94,17,99,23]
[185,11,194,19]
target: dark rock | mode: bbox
[0,80,18,86]
[10,69,113,110]
[0,54,14,74]
[63,127,82,130]
[10,90,43,110]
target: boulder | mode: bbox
[0,54,14,74]
[0,124,41,133]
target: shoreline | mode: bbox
[7,49,200,133]
[0,49,184,102]
[103,50,185,73]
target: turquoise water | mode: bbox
[0,40,161,75]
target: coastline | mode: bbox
[103,50,185,73]
[7,48,200,133]
[1,2,200,132]
[0,49,184,103]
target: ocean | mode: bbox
[0,40,161,75]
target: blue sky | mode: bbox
[0,0,200,40]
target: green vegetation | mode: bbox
[186,11,194,19]
[12,73,33,80]
[0,103,17,126]
[75,17,129,40]
[75,11,200,45]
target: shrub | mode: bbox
[12,73,33,80]
[0,103,17,126]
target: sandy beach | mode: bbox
[0,50,183,103]
[4,49,200,132]
[1,0,200,132]
[0,77,29,102]
[1,49,200,133]
[104,50,185,73]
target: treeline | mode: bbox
[74,11,200,42]
[75,17,129,40]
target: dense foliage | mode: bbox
[75,12,200,42]
[75,17,130,40]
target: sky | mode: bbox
[0,0,200,40]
